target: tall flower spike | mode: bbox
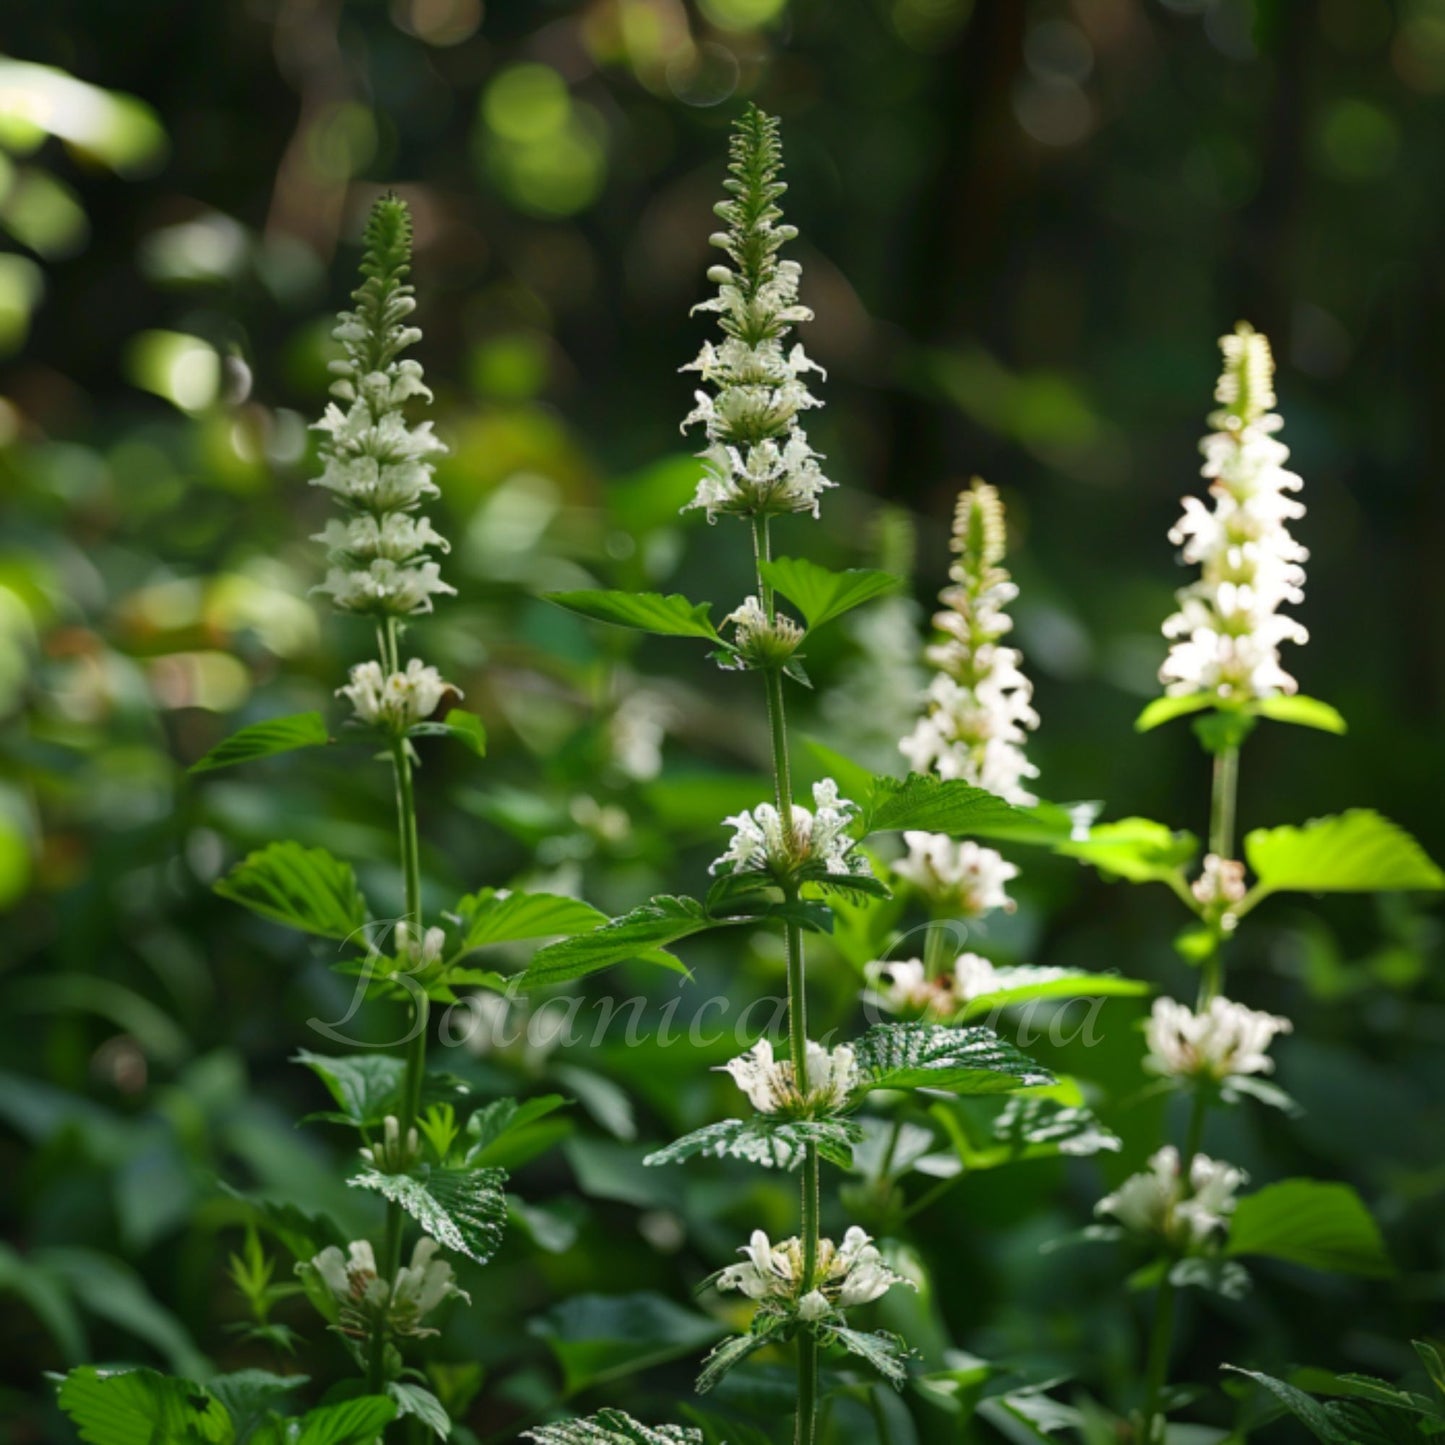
[312,195,454,618]
[681,106,834,522]
[1159,322,1308,701]
[900,480,1040,804]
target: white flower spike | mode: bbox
[711,778,869,881]
[900,481,1040,804]
[339,657,454,733]
[1160,323,1309,701]
[716,1225,909,1320]
[892,831,1018,917]
[1143,995,1292,1083]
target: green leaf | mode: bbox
[465,1094,572,1169]
[1168,1256,1252,1300]
[799,737,877,807]
[523,1410,704,1444]
[1057,817,1198,886]
[1254,694,1348,734]
[350,1165,509,1266]
[531,1292,725,1395]
[518,896,734,989]
[546,589,720,641]
[1245,811,1445,897]
[389,1382,450,1440]
[190,712,330,774]
[695,1316,789,1394]
[986,1092,1121,1159]
[55,1366,235,1445]
[643,1115,860,1171]
[294,1050,405,1128]
[1414,1340,1445,1400]
[822,1324,911,1388]
[758,557,898,631]
[214,842,368,942]
[410,707,487,757]
[1224,1368,1380,1445]
[206,1372,308,1440]
[450,889,607,954]
[956,964,1149,1020]
[853,1022,1053,1095]
[1227,1179,1394,1277]
[1135,694,1213,732]
[862,774,1030,838]
[253,1396,399,1445]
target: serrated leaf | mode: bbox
[350,1165,509,1266]
[823,1324,911,1388]
[758,556,899,631]
[1414,1340,1445,1399]
[55,1366,235,1445]
[253,1396,400,1445]
[410,707,487,757]
[956,964,1149,1020]
[518,896,733,989]
[465,1094,571,1169]
[1226,1179,1394,1278]
[190,712,330,774]
[206,1372,308,1439]
[389,1382,450,1440]
[695,1316,789,1394]
[1224,1368,1387,1445]
[546,589,720,641]
[294,1050,406,1128]
[862,774,1030,838]
[1135,694,1214,732]
[1254,693,1348,733]
[1245,811,1445,897]
[853,1022,1052,1095]
[450,889,607,954]
[1057,817,1198,885]
[643,1115,860,1171]
[987,1094,1121,1158]
[215,842,368,941]
[524,1409,704,1444]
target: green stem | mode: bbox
[1198,742,1241,1008]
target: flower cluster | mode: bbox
[892,830,1018,916]
[1160,323,1308,701]
[338,657,453,733]
[1192,852,1248,915]
[721,595,805,671]
[717,1226,908,1322]
[303,1236,468,1340]
[865,951,1004,1019]
[358,1112,420,1173]
[681,106,833,523]
[722,1038,857,1117]
[311,196,454,618]
[1096,1146,1246,1250]
[711,778,868,881]
[900,481,1040,804]
[1143,996,1292,1083]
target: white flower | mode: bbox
[358,1113,420,1172]
[711,778,868,880]
[721,595,805,670]
[1095,1145,1246,1249]
[900,482,1040,805]
[303,1235,467,1339]
[865,951,1009,1019]
[338,658,455,731]
[1192,853,1248,913]
[1160,323,1308,701]
[892,831,1018,916]
[1143,996,1292,1082]
[721,1037,858,1116]
[716,1225,908,1318]
[316,559,456,616]
[680,112,835,523]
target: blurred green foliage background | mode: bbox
[3,1,1444,1441]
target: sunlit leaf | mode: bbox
[1227,1179,1394,1277]
[410,707,487,757]
[956,964,1149,1019]
[1135,694,1213,732]
[350,1165,509,1266]
[214,842,368,941]
[853,1022,1052,1095]
[758,556,898,631]
[252,1396,399,1445]
[55,1366,233,1445]
[190,712,330,774]
[1057,817,1198,886]
[523,1409,704,1444]
[546,589,720,641]
[1245,811,1445,897]
[1253,694,1348,734]
[643,1116,859,1171]
[450,889,607,954]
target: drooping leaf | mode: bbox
[956,964,1149,1020]
[410,707,487,757]
[190,712,330,774]
[518,896,734,989]
[1253,693,1348,734]
[758,556,899,631]
[695,1315,790,1394]
[1135,694,1214,733]
[822,1324,912,1388]
[531,1293,725,1395]
[55,1366,235,1445]
[1244,811,1445,897]
[853,1022,1053,1095]
[546,589,720,641]
[389,1382,450,1440]
[1226,1179,1394,1277]
[450,889,607,954]
[214,842,368,942]
[523,1409,704,1444]
[1057,818,1198,886]
[350,1165,509,1266]
[643,1115,860,1171]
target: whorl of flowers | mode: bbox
[865,951,1004,1019]
[1160,322,1308,701]
[722,1037,857,1117]
[302,1236,468,1340]
[722,595,805,671]
[892,830,1018,917]
[711,778,868,881]
[312,195,454,618]
[1143,995,1292,1083]
[338,658,453,733]
[1095,1146,1246,1250]
[681,106,833,523]
[899,481,1040,804]
[717,1226,909,1322]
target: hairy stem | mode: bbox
[1198,742,1241,1006]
